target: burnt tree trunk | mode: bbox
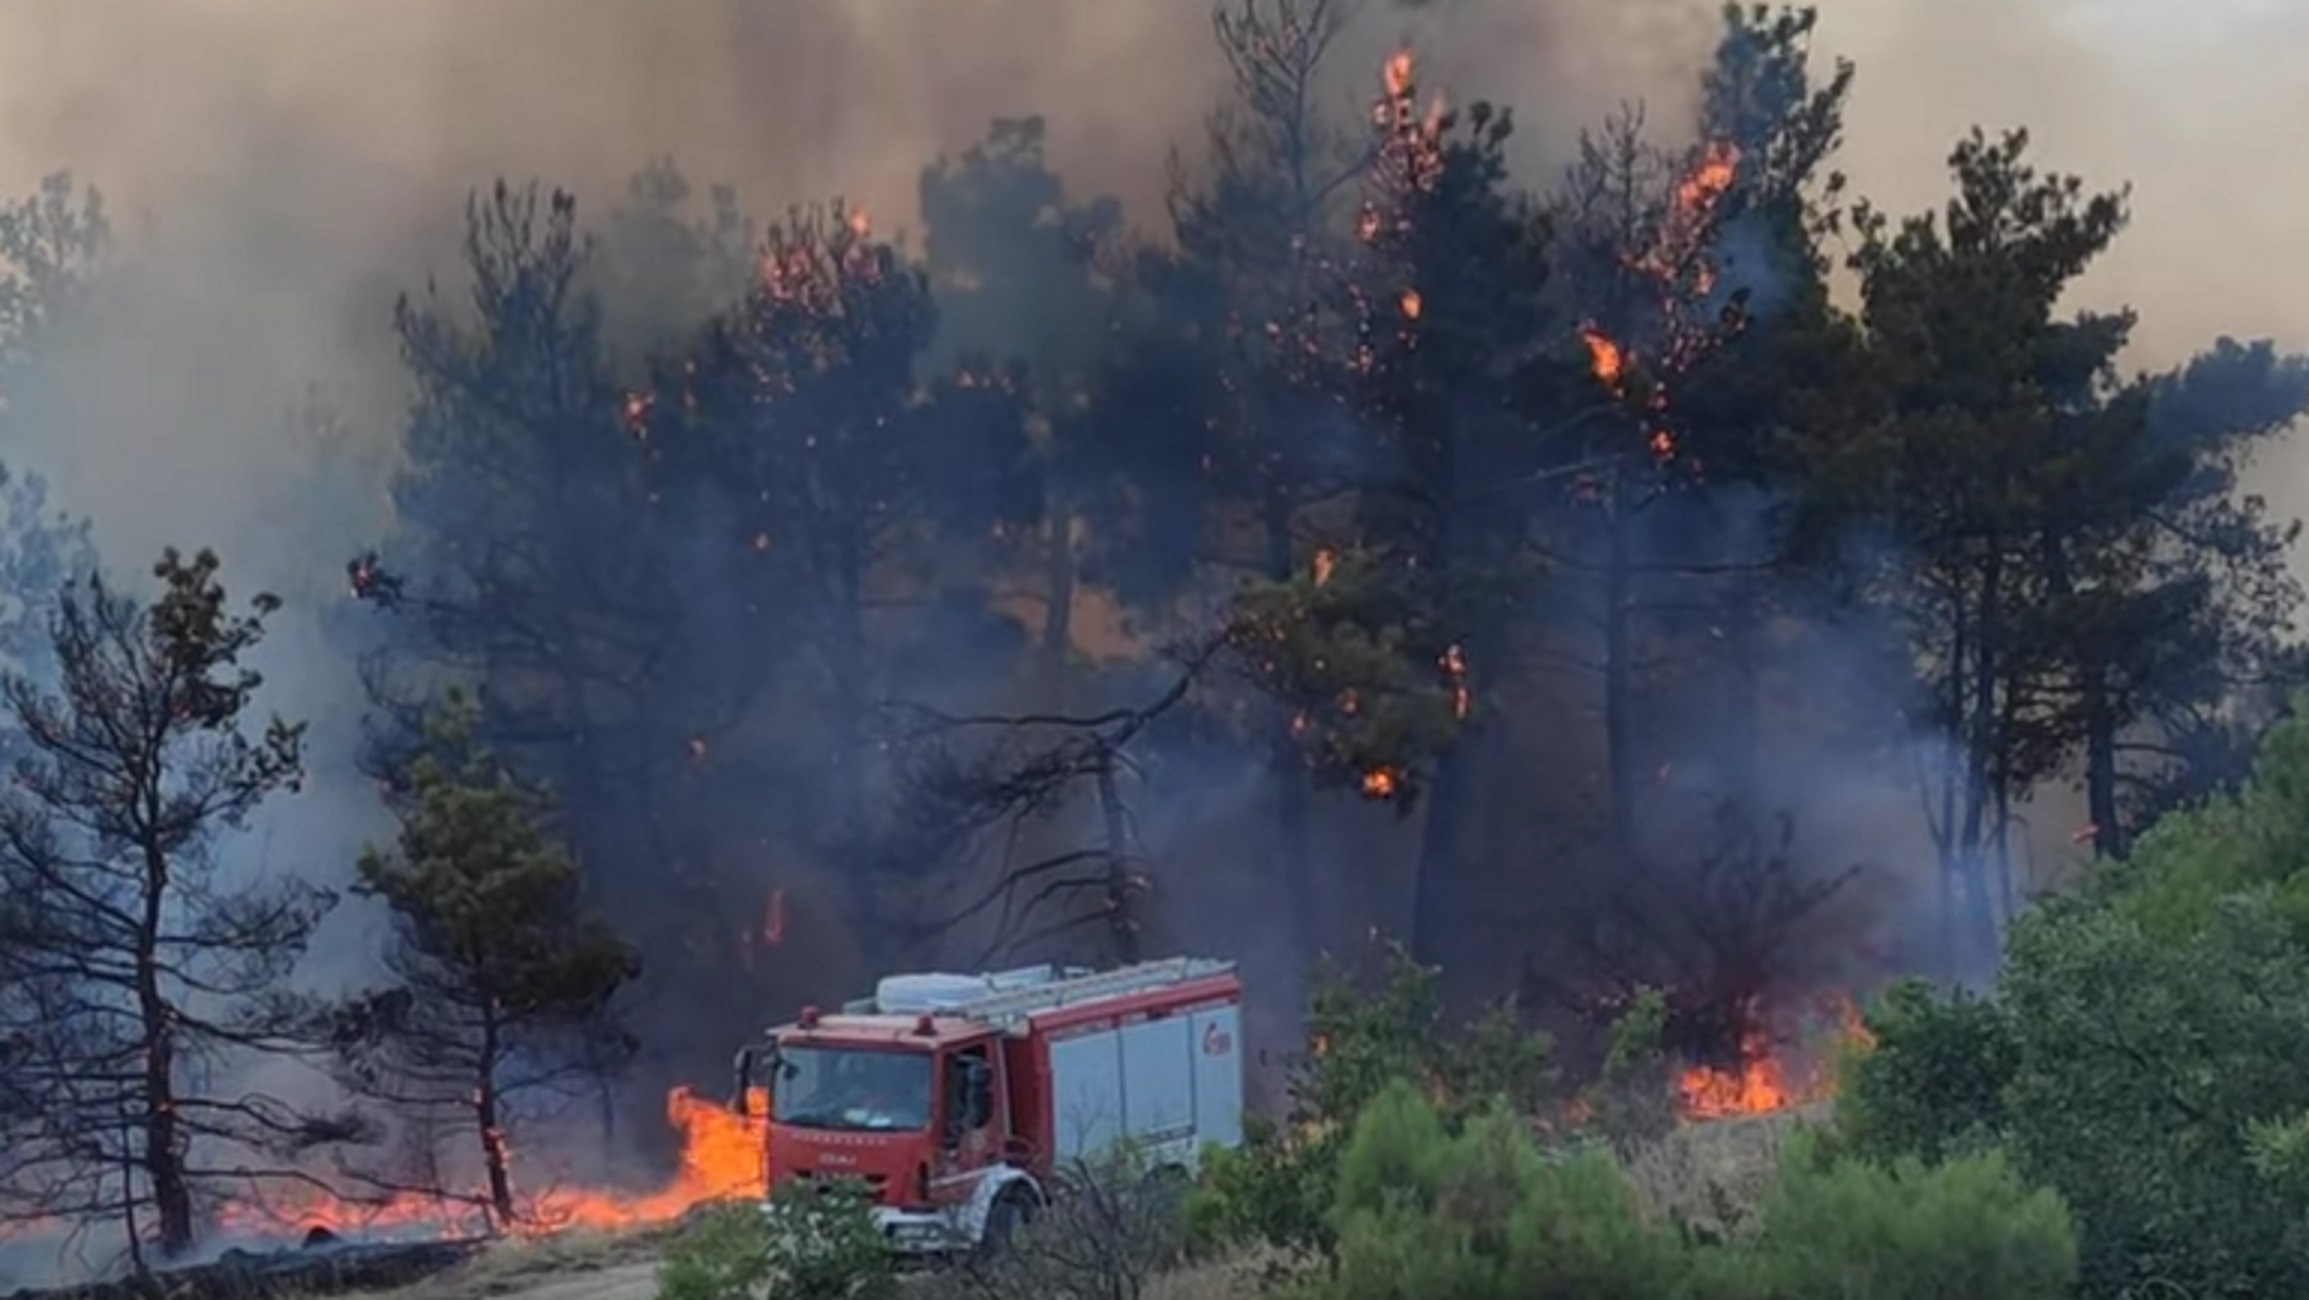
[1602,469,1638,864]
[2083,668,2123,858]
[1955,547,2007,977]
[136,844,194,1260]
[1262,492,1313,978]
[1720,576,1764,811]
[476,1014,516,1229]
[1093,752,1141,967]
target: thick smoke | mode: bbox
[0,0,2300,1254]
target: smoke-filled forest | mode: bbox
[3,0,2309,1292]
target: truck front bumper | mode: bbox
[872,1205,970,1254]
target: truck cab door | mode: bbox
[938,1043,1002,1184]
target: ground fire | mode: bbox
[1675,995,1874,1120]
[212,1086,768,1241]
[194,977,1858,1248]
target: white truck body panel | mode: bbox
[1187,1003,1245,1151]
[1045,1002,1240,1171]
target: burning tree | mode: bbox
[1323,47,1548,969]
[1224,541,1473,808]
[0,548,338,1265]
[646,197,1040,940]
[329,689,640,1230]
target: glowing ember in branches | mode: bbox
[1579,323,1625,393]
[1361,767,1398,798]
[1570,135,1749,471]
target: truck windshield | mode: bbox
[771,1046,933,1133]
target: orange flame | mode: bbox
[1311,547,1337,587]
[1382,49,1414,99]
[1398,288,1423,320]
[1441,644,1470,720]
[1361,768,1398,799]
[1675,995,1871,1120]
[1579,324,1625,391]
[214,1087,768,1241]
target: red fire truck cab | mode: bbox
[731,956,1244,1253]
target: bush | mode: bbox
[1743,1138,2078,1300]
[1838,701,2309,1299]
[1582,986,1679,1158]
[1833,978,2014,1166]
[1321,1082,1694,1300]
[1273,1077,2082,1300]
[1184,945,1551,1262]
[655,1181,896,1300]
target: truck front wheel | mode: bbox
[977,1186,1038,1261]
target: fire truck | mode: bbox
[730,956,1244,1254]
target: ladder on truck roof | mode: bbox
[947,956,1236,1028]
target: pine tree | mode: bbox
[337,689,639,1229]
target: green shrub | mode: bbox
[1583,986,1678,1157]
[1744,1138,2078,1300]
[1184,945,1551,1261]
[1834,701,2309,1298]
[1320,1081,1695,1300]
[655,1181,896,1300]
[1186,1115,1340,1259]
[1834,978,2015,1166]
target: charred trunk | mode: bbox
[136,847,193,1261]
[1603,470,1638,863]
[1408,740,1468,976]
[1262,491,1313,984]
[1955,548,2007,976]
[1720,578,1764,810]
[476,1015,516,1229]
[1093,752,1141,967]
[2083,667,2123,858]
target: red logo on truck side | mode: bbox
[1202,1023,1233,1057]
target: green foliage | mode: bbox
[1225,543,1476,812]
[342,687,640,1222]
[1294,945,1554,1126]
[1186,946,1551,1259]
[1743,1141,2078,1300]
[1187,1114,1340,1261]
[656,1181,895,1300]
[1298,1080,2074,1300]
[1323,1082,1692,1300]
[1839,701,2309,1298]
[1585,987,1679,1156]
[1834,979,2015,1167]
[357,688,639,1024]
